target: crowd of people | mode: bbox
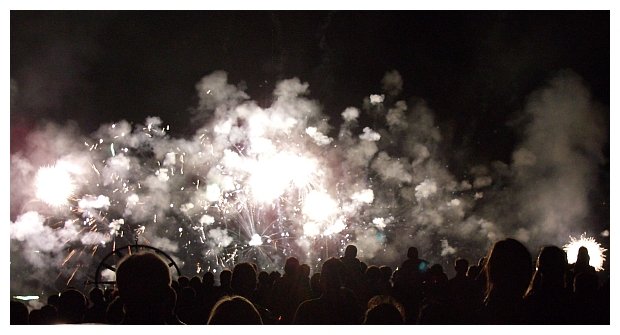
[10,238,610,325]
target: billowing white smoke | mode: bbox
[507,70,608,247]
[10,69,607,298]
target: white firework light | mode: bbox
[10,70,609,295]
[563,233,608,272]
[35,164,77,207]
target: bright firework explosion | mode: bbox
[563,233,607,271]
[10,70,609,296]
[34,164,77,207]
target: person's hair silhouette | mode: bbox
[207,295,263,325]
[114,251,174,324]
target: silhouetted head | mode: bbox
[365,265,382,282]
[189,275,202,287]
[526,245,568,296]
[203,271,215,286]
[284,256,300,276]
[178,275,190,288]
[219,268,232,286]
[268,270,281,285]
[47,293,60,307]
[379,265,393,282]
[178,286,196,305]
[454,258,469,275]
[536,246,567,281]
[344,244,358,259]
[320,257,347,294]
[89,287,105,305]
[57,288,87,324]
[300,263,311,278]
[40,304,58,325]
[207,295,263,325]
[231,262,257,298]
[257,270,269,285]
[407,247,419,259]
[576,246,590,264]
[364,295,405,325]
[115,251,172,317]
[430,263,444,275]
[364,303,404,324]
[484,238,532,302]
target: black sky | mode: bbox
[10,10,610,172]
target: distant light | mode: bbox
[13,295,39,301]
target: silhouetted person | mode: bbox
[47,293,60,308]
[28,308,43,325]
[293,257,364,325]
[215,268,233,298]
[10,300,29,325]
[200,271,218,317]
[114,251,175,324]
[207,295,263,325]
[310,272,323,299]
[425,263,449,297]
[448,258,474,298]
[189,275,204,308]
[105,295,124,324]
[269,256,309,324]
[474,238,532,324]
[573,271,602,324]
[84,287,108,324]
[177,275,190,288]
[39,304,59,324]
[230,261,276,324]
[104,287,116,304]
[340,244,370,305]
[394,246,429,324]
[365,265,383,299]
[567,246,597,290]
[524,245,576,324]
[473,256,487,301]
[164,287,185,325]
[400,246,430,285]
[57,287,87,324]
[378,265,393,295]
[251,270,271,307]
[363,295,405,325]
[299,263,313,301]
[176,286,200,324]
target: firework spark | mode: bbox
[563,233,607,271]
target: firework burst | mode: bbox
[563,233,607,271]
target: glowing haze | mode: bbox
[10,69,608,296]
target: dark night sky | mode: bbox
[10,10,610,166]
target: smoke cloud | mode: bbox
[10,69,608,297]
